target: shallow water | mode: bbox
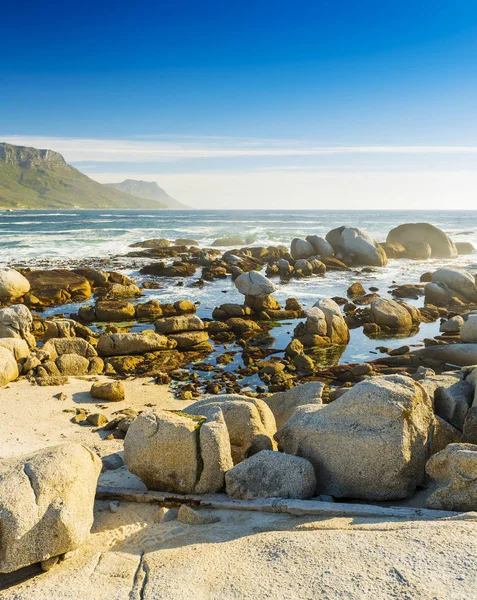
[3,209,476,374]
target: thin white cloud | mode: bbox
[3,134,477,163]
[91,168,477,210]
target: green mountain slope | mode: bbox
[0,143,166,209]
[106,179,190,209]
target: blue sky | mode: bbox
[2,0,477,208]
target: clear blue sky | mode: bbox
[2,1,477,208]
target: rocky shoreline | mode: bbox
[2,220,477,588]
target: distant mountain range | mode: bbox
[106,179,190,209]
[0,142,187,210]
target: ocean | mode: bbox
[1,209,476,370]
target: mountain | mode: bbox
[105,179,190,209]
[0,142,166,209]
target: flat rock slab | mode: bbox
[3,500,477,600]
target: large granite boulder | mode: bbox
[225,450,317,500]
[234,272,276,297]
[426,444,477,511]
[0,444,101,574]
[0,304,35,348]
[124,409,233,494]
[325,226,387,267]
[185,395,277,464]
[369,297,419,332]
[97,331,170,356]
[386,223,458,259]
[276,375,433,500]
[0,267,30,300]
[0,338,30,360]
[312,298,350,344]
[290,238,315,260]
[431,268,477,303]
[0,346,19,386]
[461,315,477,343]
[294,300,349,348]
[264,381,324,429]
[306,235,335,257]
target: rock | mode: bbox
[90,381,125,402]
[386,223,458,258]
[264,382,324,429]
[175,238,199,246]
[177,505,221,525]
[42,337,97,359]
[0,267,30,300]
[431,268,477,303]
[95,300,136,322]
[24,269,92,305]
[285,338,304,358]
[402,241,432,260]
[107,283,141,298]
[169,330,210,349]
[185,395,277,464]
[312,298,350,344]
[461,315,477,343]
[347,282,366,298]
[97,331,170,356]
[0,338,30,360]
[325,226,387,267]
[440,315,464,333]
[235,272,276,297]
[212,236,245,247]
[155,315,204,334]
[140,262,196,277]
[413,344,477,367]
[434,380,473,430]
[124,409,233,493]
[225,450,317,500]
[0,443,101,574]
[290,238,315,260]
[130,238,170,248]
[293,258,313,276]
[431,416,462,455]
[426,444,477,511]
[380,241,407,259]
[43,318,78,340]
[0,304,34,348]
[73,267,109,287]
[276,375,433,500]
[369,298,418,331]
[0,347,19,386]
[86,413,108,427]
[305,235,335,257]
[456,242,474,255]
[292,353,315,373]
[463,406,477,444]
[56,353,90,376]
